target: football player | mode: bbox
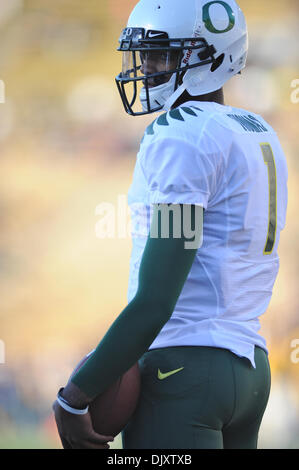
[53,0,288,449]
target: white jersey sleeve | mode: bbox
[140,135,220,208]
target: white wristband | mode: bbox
[57,390,89,416]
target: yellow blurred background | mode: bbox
[0,0,298,449]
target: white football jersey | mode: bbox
[127,101,288,366]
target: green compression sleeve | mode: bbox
[71,204,203,398]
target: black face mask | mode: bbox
[116,28,216,116]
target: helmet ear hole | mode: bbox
[211,54,225,72]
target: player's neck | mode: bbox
[172,88,225,108]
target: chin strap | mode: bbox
[163,83,187,111]
[140,76,187,114]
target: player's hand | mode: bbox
[52,400,114,449]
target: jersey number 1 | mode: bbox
[260,143,277,255]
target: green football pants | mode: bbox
[122,346,271,449]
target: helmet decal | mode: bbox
[203,1,236,34]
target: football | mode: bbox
[68,352,141,437]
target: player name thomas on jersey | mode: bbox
[127,101,288,367]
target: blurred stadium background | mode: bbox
[0,0,298,449]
